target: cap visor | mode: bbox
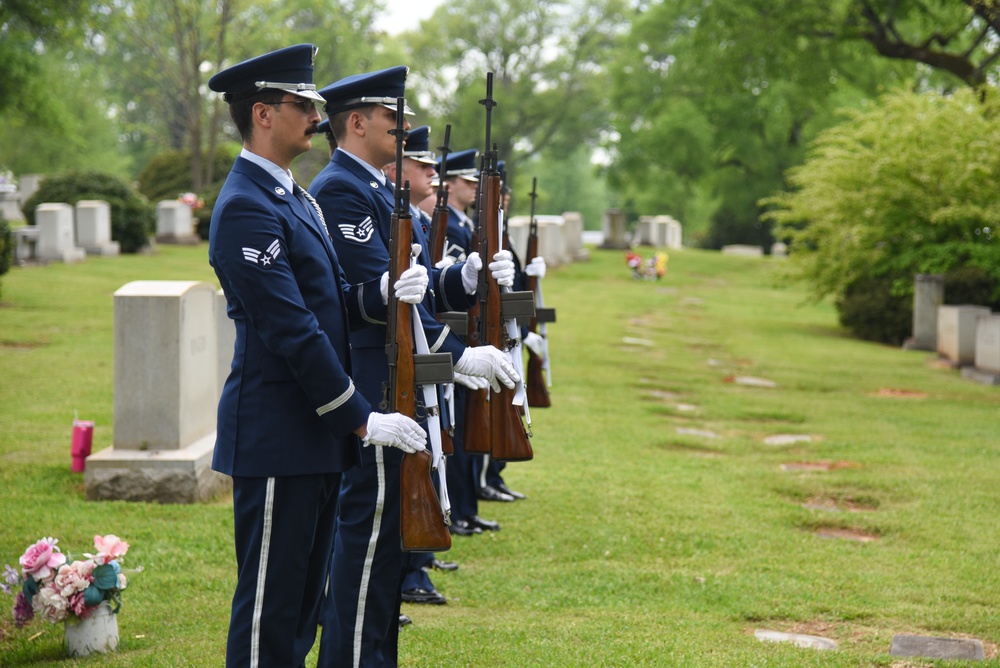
[294,89,327,103]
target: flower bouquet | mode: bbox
[177,191,205,211]
[3,535,131,656]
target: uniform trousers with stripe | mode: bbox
[227,472,342,667]
[318,438,404,668]
[445,385,480,522]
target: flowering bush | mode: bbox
[177,191,205,210]
[2,535,131,627]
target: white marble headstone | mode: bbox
[75,200,120,256]
[937,304,990,365]
[36,202,85,263]
[113,281,218,450]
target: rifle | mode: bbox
[475,73,533,463]
[429,124,456,456]
[462,147,491,456]
[524,177,551,407]
[385,98,452,552]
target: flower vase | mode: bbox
[64,601,119,657]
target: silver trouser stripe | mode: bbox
[439,265,455,310]
[430,326,450,353]
[354,446,386,668]
[359,283,386,325]
[250,477,276,668]
[317,382,356,416]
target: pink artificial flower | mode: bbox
[54,561,94,598]
[33,582,69,623]
[19,537,66,582]
[92,534,129,565]
[68,591,91,618]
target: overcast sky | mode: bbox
[375,0,444,35]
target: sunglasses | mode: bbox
[270,99,317,114]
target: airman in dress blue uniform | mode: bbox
[207,45,429,668]
[308,66,520,668]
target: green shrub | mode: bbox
[0,210,11,276]
[22,171,154,253]
[836,275,911,346]
[766,88,1000,304]
[943,265,1000,309]
[137,146,237,240]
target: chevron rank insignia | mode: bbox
[242,239,282,268]
[338,216,375,243]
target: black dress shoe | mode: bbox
[497,483,526,500]
[478,484,516,502]
[470,515,500,531]
[448,519,482,536]
[399,614,412,628]
[401,587,447,605]
[431,558,459,571]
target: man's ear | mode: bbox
[348,110,367,137]
[252,102,273,129]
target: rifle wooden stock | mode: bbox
[394,209,451,551]
[462,196,491,455]
[524,180,551,408]
[483,170,533,462]
[387,107,451,553]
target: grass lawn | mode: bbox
[1,243,998,666]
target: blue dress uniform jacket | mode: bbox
[209,155,386,668]
[309,149,468,668]
[445,203,474,262]
[210,156,382,476]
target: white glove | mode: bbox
[523,331,544,356]
[364,412,427,453]
[380,264,429,305]
[453,371,490,390]
[489,250,515,287]
[525,256,547,278]
[435,255,457,269]
[454,346,520,392]
[461,252,482,294]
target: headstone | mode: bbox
[890,634,984,660]
[904,273,943,351]
[0,191,24,223]
[13,227,39,263]
[35,203,86,263]
[537,215,567,266]
[505,214,566,266]
[664,217,683,250]
[599,209,629,250]
[75,200,120,256]
[962,312,1000,385]
[562,211,589,261]
[635,216,658,246]
[155,200,199,244]
[973,313,1000,372]
[937,304,990,366]
[721,244,764,257]
[216,288,235,402]
[17,173,43,205]
[754,630,838,651]
[771,241,787,257]
[86,280,230,503]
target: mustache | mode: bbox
[306,124,319,136]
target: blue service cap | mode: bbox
[319,66,414,117]
[316,119,332,136]
[440,148,479,182]
[497,160,510,193]
[208,44,325,103]
[404,126,437,165]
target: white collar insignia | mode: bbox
[370,180,379,189]
[242,239,282,268]
[338,216,375,244]
[275,186,286,196]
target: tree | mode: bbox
[607,0,915,246]
[765,87,1000,305]
[402,0,628,200]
